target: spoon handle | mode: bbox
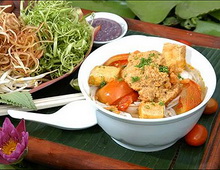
[7,110,51,124]
[0,93,85,116]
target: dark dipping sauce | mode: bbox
[90,18,122,42]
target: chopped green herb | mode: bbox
[135,57,152,68]
[149,53,155,57]
[159,101,165,106]
[159,65,169,73]
[131,76,140,83]
[117,77,124,82]
[100,81,107,88]
[178,74,184,80]
[151,102,156,106]
[145,105,150,109]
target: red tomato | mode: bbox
[96,80,135,105]
[176,39,192,46]
[113,91,139,111]
[184,124,208,146]
[104,53,129,66]
[174,79,202,114]
[109,60,128,68]
[203,98,218,114]
[104,51,140,67]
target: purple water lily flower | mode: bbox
[0,117,28,164]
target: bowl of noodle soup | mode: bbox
[78,35,216,152]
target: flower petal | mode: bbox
[16,119,26,134]
[2,117,15,135]
[0,155,10,164]
[0,118,29,164]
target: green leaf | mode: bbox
[209,9,220,20]
[163,16,180,26]
[126,1,180,23]
[0,91,36,109]
[70,78,80,91]
[175,1,220,19]
[194,20,220,37]
[69,0,136,18]
[0,164,16,170]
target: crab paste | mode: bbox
[90,18,122,42]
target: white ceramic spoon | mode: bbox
[7,100,97,130]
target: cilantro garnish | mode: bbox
[135,57,152,68]
[159,101,165,106]
[159,65,169,73]
[100,81,107,88]
[178,74,184,80]
[131,76,140,83]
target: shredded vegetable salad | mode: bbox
[20,1,93,79]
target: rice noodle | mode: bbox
[167,95,180,109]
[164,108,177,117]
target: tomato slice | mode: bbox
[104,53,129,66]
[104,51,140,67]
[109,60,128,68]
[203,98,218,114]
[174,79,202,114]
[113,91,139,111]
[184,124,208,146]
[96,80,135,105]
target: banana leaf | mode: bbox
[69,0,136,18]
[126,1,180,23]
[175,1,220,19]
[194,20,220,37]
[209,9,220,20]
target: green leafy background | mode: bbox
[70,0,220,37]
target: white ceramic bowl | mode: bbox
[78,35,216,152]
[86,12,128,45]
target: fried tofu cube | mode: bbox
[88,66,120,86]
[162,43,186,73]
[138,101,165,119]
